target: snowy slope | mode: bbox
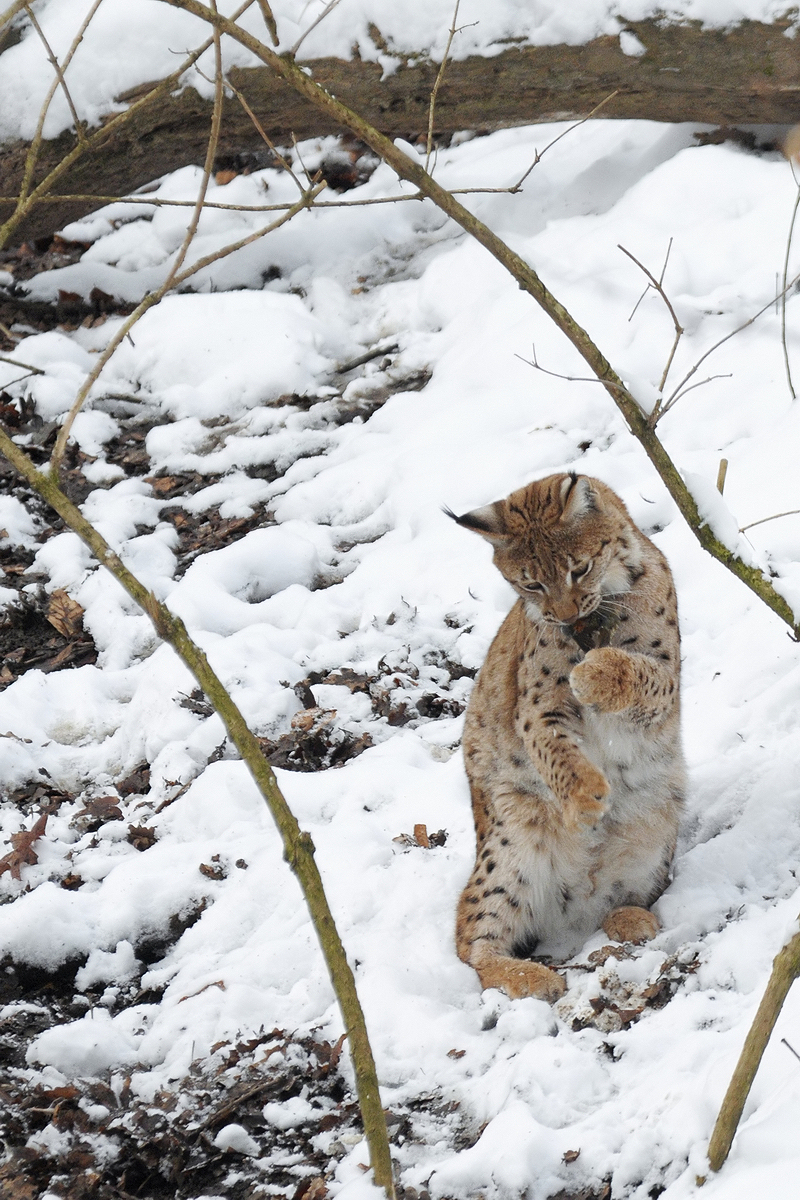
[1,69,800,1200]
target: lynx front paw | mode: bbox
[570,647,636,713]
[564,761,610,829]
[476,955,566,1002]
[603,905,660,944]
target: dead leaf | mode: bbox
[46,589,84,639]
[215,168,238,186]
[60,873,83,890]
[127,824,157,851]
[74,795,124,824]
[447,1048,466,1059]
[563,1149,581,1164]
[199,861,226,880]
[414,823,430,848]
[0,813,48,880]
[291,706,335,733]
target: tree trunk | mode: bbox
[1,17,798,245]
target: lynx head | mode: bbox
[449,473,644,626]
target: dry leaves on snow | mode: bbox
[0,813,47,880]
[46,589,84,639]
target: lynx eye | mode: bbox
[572,560,593,580]
[521,581,545,593]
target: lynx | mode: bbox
[452,473,685,1002]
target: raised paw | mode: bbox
[602,905,660,944]
[476,955,566,1002]
[570,647,636,713]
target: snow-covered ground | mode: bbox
[2,8,800,1199]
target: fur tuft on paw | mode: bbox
[570,647,637,712]
[602,905,660,944]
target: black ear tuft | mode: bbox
[445,501,509,543]
[559,474,597,522]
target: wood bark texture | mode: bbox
[1,17,799,243]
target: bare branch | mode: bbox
[740,508,800,533]
[224,76,306,194]
[289,0,344,58]
[661,267,800,416]
[0,353,44,376]
[23,1,102,146]
[508,91,619,194]
[256,0,278,46]
[618,241,683,421]
[0,0,26,24]
[780,165,799,400]
[425,1,473,174]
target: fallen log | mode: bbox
[1,17,798,244]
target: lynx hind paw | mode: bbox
[570,647,636,712]
[476,956,566,1003]
[602,905,660,945]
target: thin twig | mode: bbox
[516,347,633,399]
[165,2,224,284]
[780,164,799,400]
[23,0,100,145]
[16,0,103,207]
[289,0,344,58]
[618,242,683,420]
[661,268,800,416]
[256,0,278,46]
[508,91,619,194]
[0,353,44,375]
[740,508,800,533]
[224,76,306,193]
[425,0,468,174]
[0,0,29,28]
[50,7,227,475]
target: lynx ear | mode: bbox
[559,474,597,522]
[444,502,509,543]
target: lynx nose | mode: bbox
[551,597,581,623]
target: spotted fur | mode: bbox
[453,473,685,1001]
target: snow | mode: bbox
[2,2,800,1195]
[0,1,798,143]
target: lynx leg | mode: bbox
[602,905,659,944]
[455,802,567,1001]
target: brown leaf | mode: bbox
[199,861,226,880]
[74,795,124,824]
[46,589,84,639]
[447,1048,466,1059]
[563,1149,581,1164]
[0,813,48,880]
[117,762,150,796]
[127,824,157,851]
[60,873,83,890]
[414,823,430,848]
[294,1179,328,1200]
[149,475,178,496]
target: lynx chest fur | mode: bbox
[453,473,685,1001]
